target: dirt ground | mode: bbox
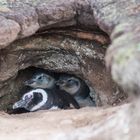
[0,106,118,140]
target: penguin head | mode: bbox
[13,89,48,112]
[24,73,55,89]
[56,75,81,95]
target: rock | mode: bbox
[0,2,39,38]
[0,16,20,49]
[0,100,140,140]
[36,0,76,28]
[0,0,140,139]
[0,106,119,140]
[0,0,139,99]
[90,0,140,96]
[0,0,104,49]
[51,101,139,140]
[0,35,120,110]
[0,0,137,113]
[106,22,140,97]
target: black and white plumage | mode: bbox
[22,73,80,111]
[13,88,80,112]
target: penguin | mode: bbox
[56,74,96,107]
[23,73,80,110]
[56,74,89,99]
[24,73,55,89]
[13,88,80,112]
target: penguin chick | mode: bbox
[24,73,80,109]
[13,88,80,112]
[56,75,90,99]
[24,73,55,89]
[56,74,96,107]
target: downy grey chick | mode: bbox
[56,74,96,107]
[23,73,80,109]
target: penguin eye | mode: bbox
[38,76,43,80]
[24,94,33,100]
[68,79,74,84]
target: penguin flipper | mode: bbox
[64,92,80,109]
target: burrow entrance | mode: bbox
[3,66,98,114]
[1,64,127,114]
[0,29,127,114]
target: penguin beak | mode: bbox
[13,100,28,109]
[55,80,65,86]
[24,79,35,86]
[13,95,33,110]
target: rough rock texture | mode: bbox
[0,35,121,110]
[0,16,20,49]
[0,0,107,47]
[0,106,120,140]
[52,101,140,140]
[0,100,140,140]
[0,0,140,140]
[0,0,139,96]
